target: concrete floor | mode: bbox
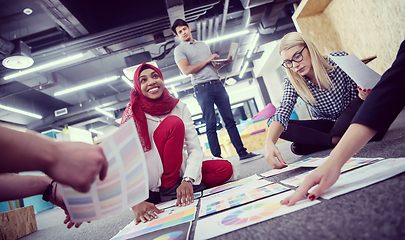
[21,109,405,240]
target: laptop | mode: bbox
[211,42,238,63]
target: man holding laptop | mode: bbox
[172,19,262,162]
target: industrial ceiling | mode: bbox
[0,0,299,136]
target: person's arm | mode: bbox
[176,54,219,76]
[0,173,52,202]
[0,126,108,193]
[0,173,85,228]
[265,121,287,169]
[264,79,298,169]
[175,103,203,206]
[280,123,377,206]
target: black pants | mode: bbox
[146,179,206,204]
[352,39,405,139]
[280,97,364,148]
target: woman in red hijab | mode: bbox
[121,63,233,225]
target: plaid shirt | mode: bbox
[268,52,358,130]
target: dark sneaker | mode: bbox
[239,152,263,162]
[290,143,332,155]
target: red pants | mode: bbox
[153,115,233,188]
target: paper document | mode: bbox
[60,120,149,222]
[111,202,198,240]
[329,54,381,89]
[312,158,405,199]
[202,174,262,196]
[199,181,289,217]
[194,191,320,240]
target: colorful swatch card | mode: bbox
[156,192,202,210]
[199,181,290,217]
[281,158,382,187]
[202,174,262,196]
[340,158,382,171]
[127,222,191,240]
[259,165,300,177]
[111,202,197,240]
[289,157,327,167]
[312,158,405,199]
[280,171,313,187]
[194,191,320,240]
[60,121,149,222]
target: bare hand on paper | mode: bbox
[132,201,164,225]
[280,158,341,206]
[265,141,287,169]
[176,180,194,207]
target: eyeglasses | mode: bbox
[281,46,307,69]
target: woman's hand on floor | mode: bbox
[131,201,164,225]
[176,181,194,207]
[265,142,287,169]
[280,158,341,206]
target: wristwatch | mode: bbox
[183,176,194,183]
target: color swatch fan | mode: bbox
[60,121,149,222]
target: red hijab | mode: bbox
[120,63,179,152]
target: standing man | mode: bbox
[172,19,262,162]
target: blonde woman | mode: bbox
[266,32,370,169]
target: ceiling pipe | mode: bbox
[196,20,202,41]
[0,37,15,59]
[220,0,230,36]
[1,1,222,76]
[208,17,214,39]
[212,15,221,53]
[202,18,207,41]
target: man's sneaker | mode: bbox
[239,152,263,162]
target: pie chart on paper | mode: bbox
[153,230,183,240]
[221,202,282,225]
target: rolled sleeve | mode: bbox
[268,79,298,130]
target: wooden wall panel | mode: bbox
[293,0,405,74]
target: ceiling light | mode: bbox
[4,53,84,80]
[246,33,260,58]
[89,129,104,135]
[225,77,237,85]
[2,55,34,70]
[231,102,245,109]
[2,41,34,70]
[205,30,249,44]
[54,76,119,96]
[0,104,42,119]
[121,76,133,87]
[23,8,33,15]
[165,75,189,84]
[95,107,115,118]
[239,61,249,78]
[191,114,202,120]
[170,84,178,98]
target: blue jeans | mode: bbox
[194,81,247,157]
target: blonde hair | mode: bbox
[279,32,334,104]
